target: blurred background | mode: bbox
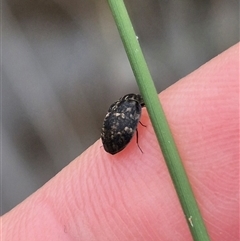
[1,0,239,215]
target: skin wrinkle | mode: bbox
[122,159,169,239]
[122,184,155,240]
[63,174,81,237]
[108,199,136,239]
[91,150,138,238]
[160,82,236,239]
[187,172,237,238]
[118,122,191,239]
[146,194,178,240]
[104,164,122,211]
[115,160,154,241]
[29,203,38,238]
[106,205,129,241]
[109,210,134,241]
[105,170,139,241]
[23,199,37,240]
[76,159,88,220]
[95,162,121,240]
[110,162,141,239]
[72,155,97,240]
[102,160,134,240]
[15,207,24,240]
[112,154,182,241]
[190,168,235,205]
[135,211,158,241]
[65,164,86,238]
[203,181,236,217]
[208,217,236,241]
[109,165,125,209]
[25,194,61,240]
[10,207,23,240]
[85,163,106,239]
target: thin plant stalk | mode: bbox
[107,1,211,240]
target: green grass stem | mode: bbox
[107,1,211,240]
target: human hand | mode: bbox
[2,43,239,241]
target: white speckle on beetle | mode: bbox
[101,93,145,155]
